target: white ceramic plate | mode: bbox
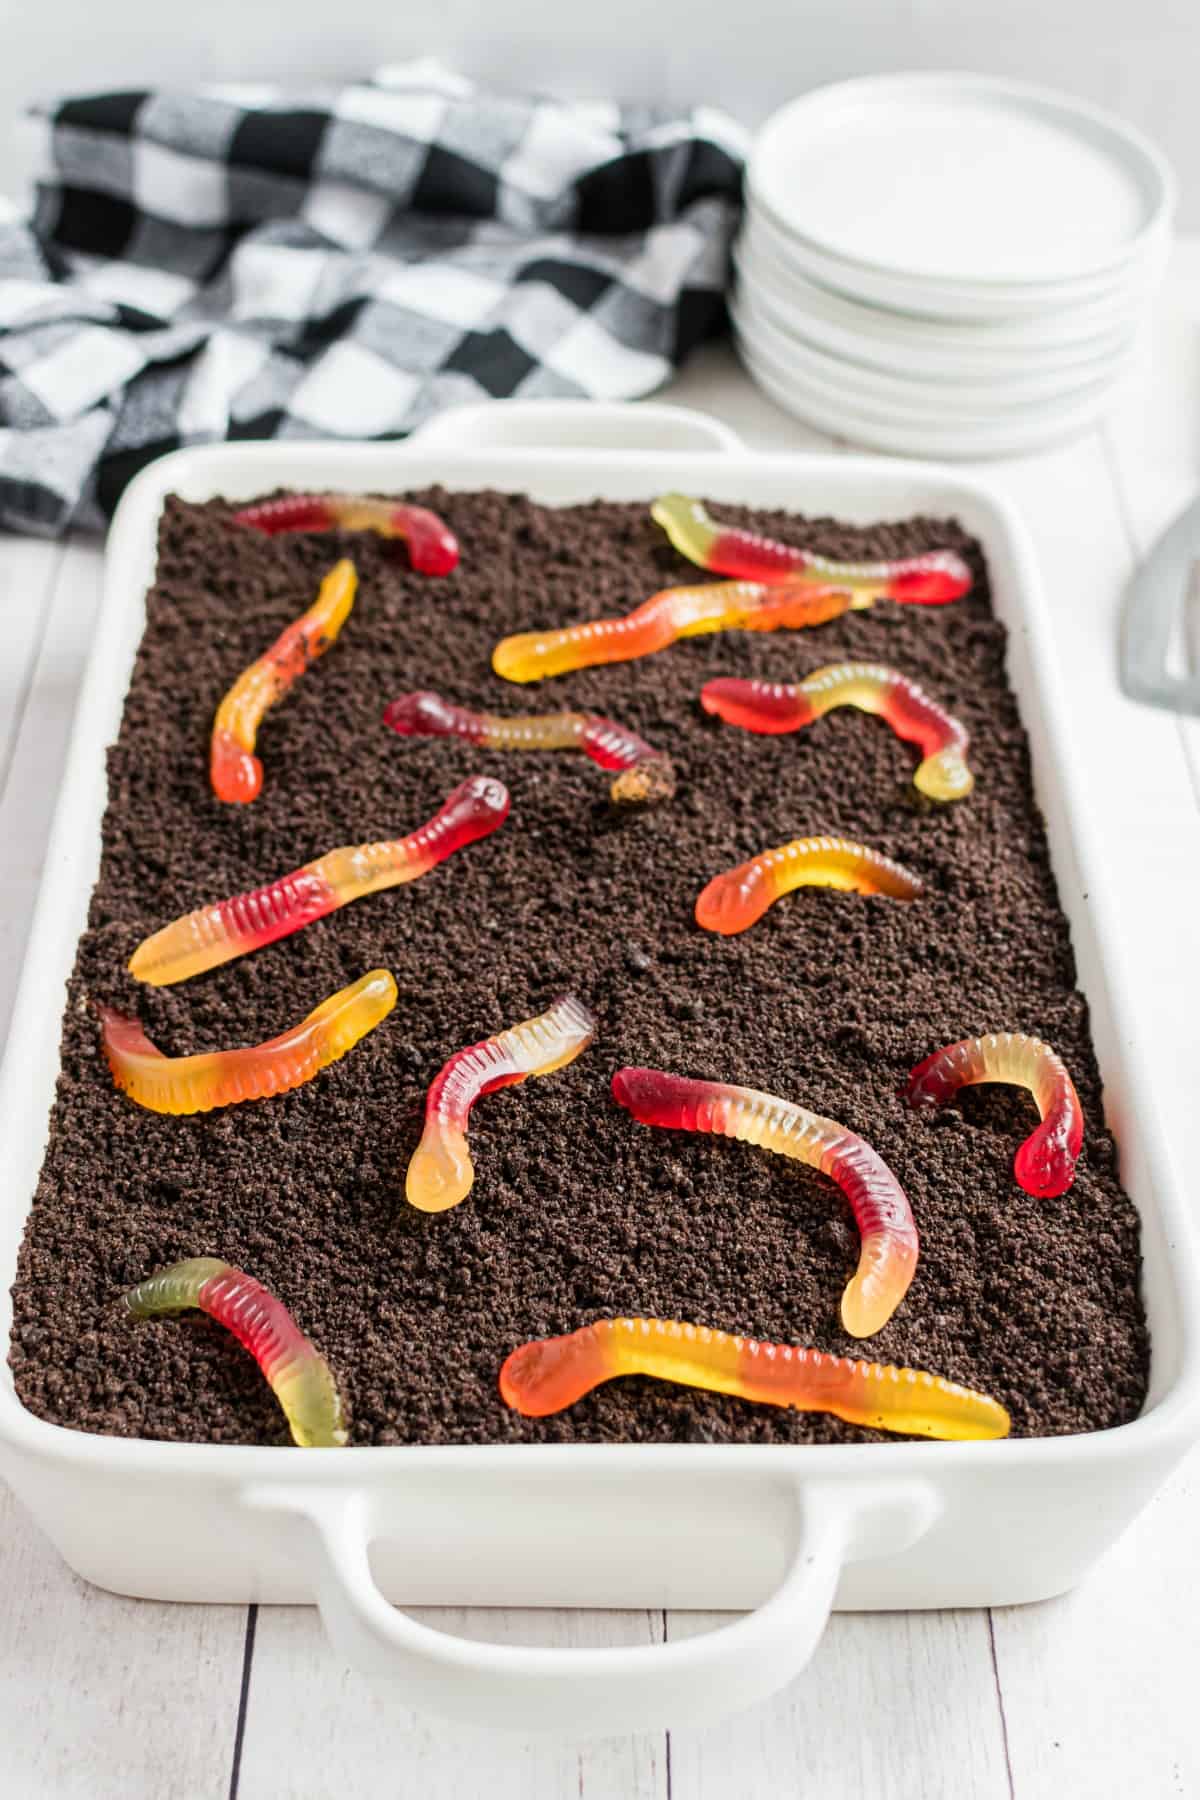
[732,287,1140,413]
[744,195,1171,324]
[735,327,1129,458]
[750,73,1175,289]
[735,315,1127,430]
[732,293,1133,418]
[735,236,1146,377]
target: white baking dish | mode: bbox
[2,400,1198,1737]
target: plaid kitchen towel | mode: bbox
[0,59,745,534]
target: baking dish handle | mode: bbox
[407,398,743,456]
[242,1476,938,1735]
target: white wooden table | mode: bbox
[2,242,1199,1800]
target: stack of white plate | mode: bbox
[735,74,1175,458]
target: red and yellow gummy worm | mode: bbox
[696,835,923,935]
[129,776,509,986]
[701,661,973,801]
[126,1258,347,1446]
[651,495,973,604]
[383,689,676,804]
[491,578,870,684]
[210,559,357,804]
[613,1068,918,1337]
[500,1317,1009,1440]
[99,969,396,1114]
[407,996,596,1213]
[233,492,459,575]
[907,1032,1084,1198]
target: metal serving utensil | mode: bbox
[1121,493,1200,714]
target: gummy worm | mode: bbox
[701,661,973,802]
[383,690,676,805]
[612,1067,918,1338]
[907,1032,1084,1198]
[696,835,923,936]
[129,776,510,986]
[651,494,973,604]
[499,1317,1009,1440]
[407,995,596,1213]
[210,558,357,804]
[125,1257,347,1446]
[99,969,396,1114]
[233,492,459,576]
[491,579,869,684]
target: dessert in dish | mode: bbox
[9,487,1148,1447]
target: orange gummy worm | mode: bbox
[612,1067,918,1337]
[907,1032,1084,1198]
[99,969,396,1114]
[129,775,509,986]
[651,495,973,603]
[696,835,923,935]
[210,559,357,804]
[126,1257,347,1446]
[491,578,867,684]
[500,1317,1009,1440]
[701,661,973,801]
[406,996,596,1213]
[383,690,675,804]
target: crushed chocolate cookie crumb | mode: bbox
[8,488,1149,1446]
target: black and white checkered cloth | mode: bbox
[0,60,745,535]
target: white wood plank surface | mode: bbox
[0,537,250,1799]
[964,419,1200,1800]
[665,1608,1012,1800]
[981,236,1200,1800]
[1100,239,1200,798]
[1,249,1199,1796]
[991,1461,1200,1800]
[239,1608,669,1800]
[0,538,104,1017]
[0,536,64,781]
[0,1467,249,1799]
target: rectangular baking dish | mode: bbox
[1,398,1198,1736]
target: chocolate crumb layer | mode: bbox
[9,489,1149,1446]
